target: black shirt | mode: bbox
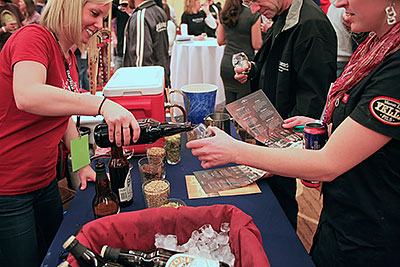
[317,50,400,266]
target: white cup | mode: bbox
[181,23,188,36]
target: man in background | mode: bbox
[236,0,337,230]
[124,0,170,86]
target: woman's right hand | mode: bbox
[100,99,140,147]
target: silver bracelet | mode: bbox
[1,26,6,33]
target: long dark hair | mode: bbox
[220,0,243,28]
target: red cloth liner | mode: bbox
[67,204,270,267]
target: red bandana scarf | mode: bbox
[323,22,400,124]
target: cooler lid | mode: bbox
[103,66,164,97]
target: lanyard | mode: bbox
[53,34,82,133]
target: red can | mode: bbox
[301,121,328,188]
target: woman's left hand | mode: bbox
[78,164,96,190]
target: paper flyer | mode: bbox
[225,90,303,148]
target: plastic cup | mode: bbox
[142,179,170,208]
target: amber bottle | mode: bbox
[92,162,120,219]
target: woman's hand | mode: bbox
[186,127,240,169]
[100,99,140,147]
[282,116,317,128]
[78,164,96,190]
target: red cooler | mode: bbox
[103,66,166,153]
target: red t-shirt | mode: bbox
[0,24,78,194]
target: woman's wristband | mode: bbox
[98,97,107,115]
[1,27,6,33]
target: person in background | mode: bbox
[0,0,25,51]
[202,0,221,37]
[19,0,40,24]
[217,0,262,104]
[181,0,217,37]
[163,2,176,58]
[123,0,170,86]
[203,0,221,21]
[188,0,400,265]
[34,0,45,14]
[112,0,132,71]
[0,0,141,266]
[162,0,177,26]
[327,0,353,77]
[235,0,337,230]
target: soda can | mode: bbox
[301,121,328,188]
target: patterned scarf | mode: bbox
[323,22,400,124]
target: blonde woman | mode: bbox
[181,0,217,37]
[0,0,140,265]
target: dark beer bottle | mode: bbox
[92,162,120,219]
[109,146,133,207]
[94,119,194,148]
[101,245,230,267]
[62,235,123,267]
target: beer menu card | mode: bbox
[185,165,265,199]
[225,90,303,148]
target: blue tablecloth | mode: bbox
[41,137,314,267]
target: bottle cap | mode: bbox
[62,235,76,250]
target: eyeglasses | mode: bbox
[243,0,259,7]
[120,3,128,7]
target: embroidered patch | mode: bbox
[369,96,400,125]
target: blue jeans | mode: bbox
[0,179,63,267]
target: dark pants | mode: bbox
[0,179,63,267]
[267,175,298,230]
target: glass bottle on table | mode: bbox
[62,235,123,267]
[109,146,133,207]
[92,162,120,219]
[101,245,230,267]
[94,119,194,148]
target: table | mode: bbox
[170,38,226,109]
[41,138,314,267]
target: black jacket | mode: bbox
[123,0,170,86]
[249,0,337,119]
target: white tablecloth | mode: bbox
[170,38,225,110]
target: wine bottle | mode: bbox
[101,245,230,267]
[109,146,133,207]
[62,235,122,267]
[92,162,120,219]
[94,118,194,148]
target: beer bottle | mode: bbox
[101,245,230,267]
[94,119,194,148]
[62,235,123,267]
[92,162,120,219]
[109,146,133,207]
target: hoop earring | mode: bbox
[385,3,397,25]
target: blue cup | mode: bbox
[181,84,217,124]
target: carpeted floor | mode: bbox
[296,179,323,252]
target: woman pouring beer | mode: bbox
[0,0,140,266]
[187,0,400,266]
